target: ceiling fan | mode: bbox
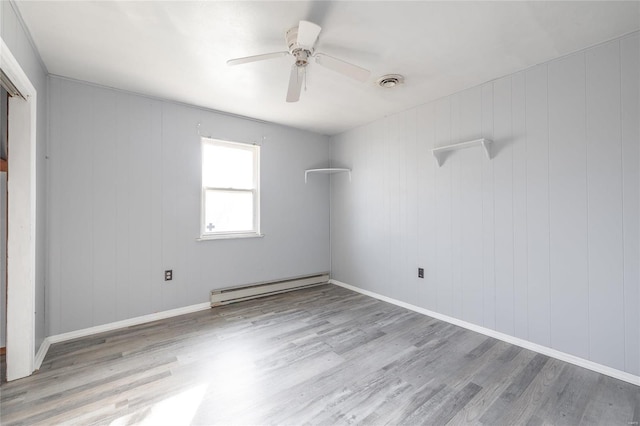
[227,20,371,102]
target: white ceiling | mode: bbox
[15,1,640,135]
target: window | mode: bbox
[200,138,260,239]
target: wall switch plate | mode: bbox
[164,270,173,281]
[418,268,424,279]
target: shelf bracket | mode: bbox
[304,168,352,183]
[432,138,493,167]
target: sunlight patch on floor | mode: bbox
[110,383,208,426]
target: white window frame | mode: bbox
[199,137,261,240]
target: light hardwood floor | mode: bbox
[1,284,638,425]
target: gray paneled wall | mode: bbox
[1,0,49,355]
[330,33,640,376]
[48,77,330,335]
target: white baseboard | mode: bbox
[34,338,50,370]
[38,302,212,365]
[330,279,640,387]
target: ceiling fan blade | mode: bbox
[286,65,303,103]
[314,53,370,82]
[227,51,289,66]
[297,20,321,48]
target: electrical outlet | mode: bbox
[418,268,424,279]
[164,270,173,281]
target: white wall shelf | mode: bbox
[432,138,493,167]
[305,168,352,183]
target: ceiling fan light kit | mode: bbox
[227,20,371,102]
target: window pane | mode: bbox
[203,143,254,189]
[204,190,254,233]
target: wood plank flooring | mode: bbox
[1,284,638,425]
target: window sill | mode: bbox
[197,232,264,241]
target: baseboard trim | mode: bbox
[330,279,640,387]
[37,302,212,368]
[34,338,50,370]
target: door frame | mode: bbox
[0,37,38,381]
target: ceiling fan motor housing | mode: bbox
[293,50,311,67]
[286,25,314,67]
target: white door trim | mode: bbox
[0,37,38,381]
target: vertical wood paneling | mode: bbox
[512,72,528,340]
[361,124,379,293]
[124,97,154,318]
[397,112,409,301]
[356,126,371,288]
[115,93,132,320]
[458,87,484,326]
[586,40,625,370]
[435,97,453,316]
[339,127,358,286]
[405,110,419,303]
[341,128,357,287]
[160,103,180,311]
[621,33,640,376]
[91,87,118,326]
[329,135,341,278]
[379,118,390,296]
[332,131,352,285]
[49,77,330,335]
[417,103,437,310]
[149,102,163,314]
[548,52,589,359]
[450,93,463,319]
[481,83,496,330]
[329,33,639,377]
[48,80,63,335]
[378,119,390,295]
[367,119,387,296]
[171,105,199,308]
[59,82,94,332]
[387,114,401,300]
[247,123,330,284]
[493,76,515,336]
[525,64,551,347]
[336,131,350,282]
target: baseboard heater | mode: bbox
[210,273,330,307]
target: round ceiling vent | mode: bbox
[376,74,404,88]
